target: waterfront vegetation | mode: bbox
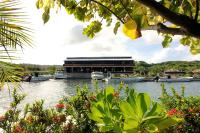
[134,61,200,77]
[0,84,200,132]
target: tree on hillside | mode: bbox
[36,0,200,54]
[0,0,32,87]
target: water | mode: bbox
[0,79,200,114]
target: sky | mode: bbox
[16,0,200,65]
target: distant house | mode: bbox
[164,70,186,79]
[63,57,134,79]
[192,69,200,78]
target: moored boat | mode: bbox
[158,77,193,82]
[91,72,104,80]
[30,76,49,82]
[54,71,66,79]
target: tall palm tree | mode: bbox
[0,0,32,88]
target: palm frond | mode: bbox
[0,0,32,88]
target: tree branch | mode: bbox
[119,0,133,21]
[195,0,199,21]
[143,23,200,39]
[137,0,200,38]
[90,0,124,24]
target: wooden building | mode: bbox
[63,57,134,79]
[164,70,186,79]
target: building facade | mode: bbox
[63,57,134,79]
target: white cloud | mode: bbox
[148,48,171,63]
[142,30,163,44]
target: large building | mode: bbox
[63,57,134,79]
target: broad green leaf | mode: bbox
[136,93,151,117]
[120,101,135,118]
[99,125,113,132]
[123,118,138,130]
[89,106,103,123]
[155,117,183,130]
[146,124,158,133]
[105,86,114,96]
[145,103,162,117]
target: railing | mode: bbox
[63,64,134,67]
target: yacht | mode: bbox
[54,71,66,79]
[30,76,49,82]
[158,77,193,82]
[91,72,104,80]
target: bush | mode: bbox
[159,84,200,133]
[0,85,183,133]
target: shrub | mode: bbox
[159,84,200,133]
[0,85,182,133]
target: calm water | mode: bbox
[0,79,200,114]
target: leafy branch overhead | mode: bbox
[36,0,200,54]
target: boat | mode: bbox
[158,77,193,82]
[23,75,49,82]
[131,77,145,82]
[54,71,66,79]
[30,76,49,82]
[91,72,104,80]
[119,77,145,82]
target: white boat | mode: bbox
[158,77,193,82]
[120,77,145,82]
[54,71,66,79]
[91,72,104,80]
[131,77,145,82]
[30,76,49,82]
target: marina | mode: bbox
[1,79,200,115]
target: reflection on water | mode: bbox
[0,79,200,114]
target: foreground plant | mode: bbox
[0,85,183,133]
[89,86,182,132]
[160,84,200,132]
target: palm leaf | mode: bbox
[0,0,32,89]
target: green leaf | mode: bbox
[36,0,44,9]
[42,12,50,24]
[83,21,102,38]
[145,103,162,117]
[89,106,103,123]
[120,101,135,118]
[146,124,158,133]
[162,35,172,48]
[136,93,151,117]
[155,117,183,130]
[105,86,114,96]
[123,118,138,130]
[114,22,120,35]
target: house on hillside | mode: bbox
[192,69,200,78]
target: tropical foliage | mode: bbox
[134,61,200,77]
[36,0,200,54]
[0,0,32,87]
[0,85,183,133]
[160,84,200,132]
